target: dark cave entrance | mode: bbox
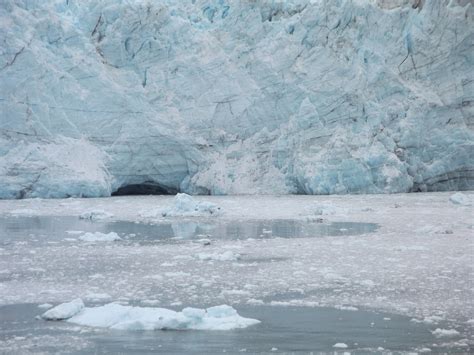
[112,181,178,196]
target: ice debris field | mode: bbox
[0,192,473,352]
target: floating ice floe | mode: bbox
[79,210,114,221]
[66,230,84,235]
[195,251,241,261]
[334,305,358,311]
[449,193,473,206]
[313,205,349,216]
[431,328,460,338]
[411,315,444,325]
[78,232,121,242]
[42,299,85,320]
[161,193,221,217]
[333,343,348,348]
[37,303,53,309]
[246,299,264,305]
[42,300,259,331]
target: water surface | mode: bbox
[0,216,378,247]
[0,303,445,354]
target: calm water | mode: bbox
[0,216,378,247]
[0,303,441,354]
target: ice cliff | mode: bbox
[0,0,472,198]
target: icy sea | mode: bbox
[0,193,472,353]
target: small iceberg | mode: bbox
[42,300,259,331]
[431,328,460,338]
[195,251,241,261]
[78,232,121,242]
[161,193,221,217]
[449,192,472,206]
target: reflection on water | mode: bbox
[0,216,377,246]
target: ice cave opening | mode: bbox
[111,182,178,196]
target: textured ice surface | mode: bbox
[44,301,260,331]
[41,298,85,320]
[196,251,241,261]
[161,193,221,217]
[79,210,114,221]
[449,192,473,206]
[0,193,473,348]
[0,1,472,198]
[431,328,461,338]
[78,232,121,242]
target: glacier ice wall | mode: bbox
[0,0,473,198]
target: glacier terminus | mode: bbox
[0,0,473,198]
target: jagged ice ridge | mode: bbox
[0,0,472,198]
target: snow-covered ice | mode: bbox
[41,299,85,320]
[43,301,259,331]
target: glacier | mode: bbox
[0,0,472,198]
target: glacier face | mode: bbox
[0,0,472,198]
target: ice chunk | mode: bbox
[79,210,114,221]
[78,232,121,242]
[38,303,53,309]
[449,193,473,206]
[195,251,241,261]
[182,307,206,320]
[206,305,238,318]
[66,230,84,235]
[43,302,259,331]
[334,305,358,311]
[42,299,84,320]
[85,293,112,301]
[313,205,349,216]
[332,343,348,348]
[431,328,460,338]
[161,193,221,217]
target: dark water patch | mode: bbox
[112,182,178,196]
